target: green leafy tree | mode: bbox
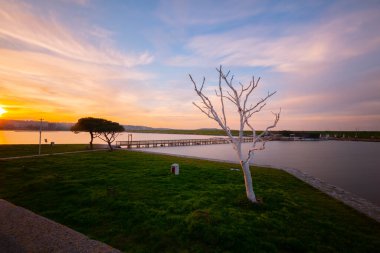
[71,117,124,150]
[96,120,125,151]
[71,117,103,149]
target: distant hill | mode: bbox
[0,119,168,132]
[1,119,379,139]
[0,119,73,131]
[123,125,171,131]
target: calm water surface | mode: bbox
[0,130,213,144]
[1,131,379,206]
[141,141,380,206]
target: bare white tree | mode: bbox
[189,66,280,203]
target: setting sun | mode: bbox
[0,107,7,116]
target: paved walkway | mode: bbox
[0,200,121,253]
[1,149,123,252]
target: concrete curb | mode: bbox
[277,166,380,223]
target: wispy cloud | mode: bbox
[60,0,90,6]
[1,0,379,130]
[168,7,380,72]
[0,0,156,123]
[0,48,152,120]
[0,1,153,67]
[157,0,263,27]
[164,1,380,130]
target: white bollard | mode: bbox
[171,163,179,175]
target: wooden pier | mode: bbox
[116,137,255,149]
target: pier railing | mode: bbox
[116,137,255,149]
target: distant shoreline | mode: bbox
[1,129,380,143]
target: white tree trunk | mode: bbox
[190,67,279,204]
[240,161,257,203]
[238,147,257,203]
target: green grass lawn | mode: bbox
[0,144,106,158]
[0,148,379,252]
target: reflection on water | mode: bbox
[0,130,106,144]
[141,141,380,206]
[0,131,213,144]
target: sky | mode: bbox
[0,0,379,130]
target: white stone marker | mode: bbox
[171,163,179,175]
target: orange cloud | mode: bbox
[0,0,156,125]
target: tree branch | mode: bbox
[190,67,280,165]
[243,76,260,110]
[246,91,276,114]
[244,108,281,164]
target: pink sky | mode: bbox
[1,0,379,130]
